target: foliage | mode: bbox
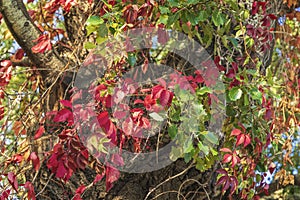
[0,0,299,200]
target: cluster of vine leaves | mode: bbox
[0,0,299,200]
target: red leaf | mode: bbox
[105,95,112,108]
[216,169,228,175]
[159,90,173,107]
[97,111,110,126]
[236,134,245,146]
[34,126,44,139]
[258,1,267,13]
[105,166,120,191]
[7,172,18,192]
[223,154,232,163]
[231,155,238,167]
[24,181,36,200]
[223,179,231,193]
[14,49,25,60]
[216,175,228,186]
[75,185,86,195]
[76,154,88,170]
[93,173,105,184]
[152,85,164,99]
[268,14,277,20]
[268,163,276,174]
[0,190,10,199]
[0,105,4,121]
[73,194,82,200]
[144,95,156,110]
[122,117,134,136]
[123,4,138,24]
[56,161,68,180]
[113,110,127,119]
[111,153,124,166]
[131,108,144,119]
[244,134,251,147]
[134,99,144,104]
[231,128,241,136]
[53,109,73,123]
[114,90,125,104]
[251,1,258,15]
[220,148,232,153]
[31,34,52,54]
[194,73,204,83]
[141,117,151,129]
[60,100,72,108]
[29,152,40,171]
[230,176,238,195]
[157,26,169,45]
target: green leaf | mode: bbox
[202,24,213,48]
[204,131,218,145]
[168,125,178,139]
[182,23,190,34]
[210,147,218,156]
[188,0,199,4]
[212,11,224,26]
[228,37,238,48]
[86,26,97,36]
[159,6,170,14]
[184,153,192,163]
[186,12,197,25]
[97,23,108,37]
[198,142,209,155]
[221,36,228,48]
[167,12,180,27]
[170,146,183,161]
[183,138,194,153]
[127,53,136,66]
[229,87,243,101]
[149,112,164,121]
[178,88,193,101]
[96,36,107,44]
[84,42,96,49]
[158,15,169,25]
[168,0,180,7]
[86,16,104,26]
[197,10,208,22]
[244,93,249,106]
[249,88,262,103]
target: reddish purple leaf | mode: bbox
[230,176,238,195]
[231,128,241,136]
[29,152,40,171]
[53,109,73,123]
[236,134,245,146]
[216,175,228,186]
[31,34,52,54]
[7,172,18,192]
[60,100,72,108]
[24,181,36,200]
[34,126,45,140]
[93,173,105,184]
[244,134,251,147]
[97,111,110,126]
[220,148,232,153]
[75,185,86,195]
[223,154,232,163]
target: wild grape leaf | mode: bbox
[7,172,18,192]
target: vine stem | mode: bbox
[144,163,194,200]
